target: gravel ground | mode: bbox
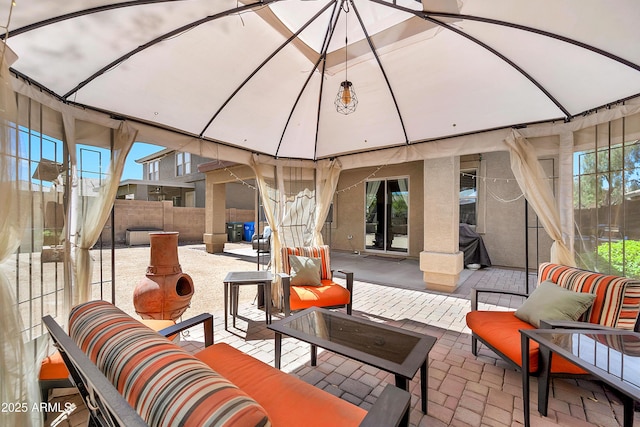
[94,242,264,321]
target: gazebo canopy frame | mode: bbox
[3,0,640,161]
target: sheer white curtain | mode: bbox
[505,129,575,266]
[65,121,137,305]
[251,156,284,308]
[366,179,381,216]
[397,178,409,213]
[0,49,42,427]
[313,159,341,245]
[251,156,341,310]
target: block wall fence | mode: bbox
[100,199,254,245]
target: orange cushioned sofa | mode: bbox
[466,262,640,415]
[44,300,410,427]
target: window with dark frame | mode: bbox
[147,160,159,181]
[460,170,477,226]
[176,152,191,177]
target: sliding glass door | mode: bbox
[365,178,408,253]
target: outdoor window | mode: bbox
[460,170,477,226]
[176,152,191,176]
[365,178,408,253]
[148,160,159,181]
[574,135,640,279]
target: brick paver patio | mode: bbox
[47,265,639,427]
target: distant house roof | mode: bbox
[626,189,640,200]
[135,148,174,164]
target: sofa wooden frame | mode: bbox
[43,311,410,427]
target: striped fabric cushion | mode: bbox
[281,245,332,280]
[538,263,640,330]
[592,332,640,357]
[69,301,270,427]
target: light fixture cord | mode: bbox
[343,1,349,82]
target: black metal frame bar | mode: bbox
[43,315,148,427]
[367,0,571,118]
[61,0,282,99]
[199,0,336,138]
[350,0,409,145]
[8,0,640,163]
[312,0,344,160]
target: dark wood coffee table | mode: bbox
[268,307,436,414]
[521,328,640,427]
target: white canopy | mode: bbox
[4,0,640,160]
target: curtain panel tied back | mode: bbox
[505,129,576,267]
[250,155,341,310]
[64,121,137,306]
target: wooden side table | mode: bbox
[223,271,273,330]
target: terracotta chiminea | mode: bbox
[133,232,194,320]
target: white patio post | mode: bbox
[420,157,464,292]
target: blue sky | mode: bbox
[123,142,165,180]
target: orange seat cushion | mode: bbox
[40,351,69,380]
[139,318,178,341]
[289,279,351,311]
[196,342,367,427]
[466,310,586,374]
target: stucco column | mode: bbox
[420,157,464,292]
[203,182,227,253]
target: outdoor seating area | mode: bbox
[45,300,410,427]
[3,3,640,427]
[37,247,640,427]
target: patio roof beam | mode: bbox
[276,1,341,159]
[368,0,572,120]
[61,0,282,100]
[199,0,336,139]
[350,0,409,145]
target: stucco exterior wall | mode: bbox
[479,151,554,269]
[329,152,555,269]
[331,161,424,258]
[226,181,256,210]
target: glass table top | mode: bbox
[277,309,425,365]
[529,330,640,392]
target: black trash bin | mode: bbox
[226,222,244,242]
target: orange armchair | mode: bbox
[279,245,353,316]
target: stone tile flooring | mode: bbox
[46,267,639,426]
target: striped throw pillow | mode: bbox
[538,263,640,330]
[69,301,270,426]
[281,245,332,280]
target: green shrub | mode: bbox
[596,240,640,279]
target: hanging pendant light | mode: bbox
[335,3,357,115]
[336,80,357,114]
